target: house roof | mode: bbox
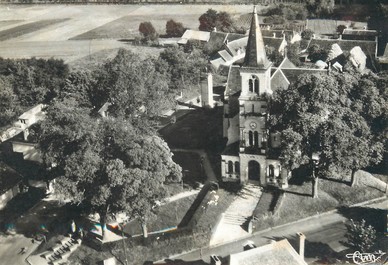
[309,38,377,57]
[229,239,307,265]
[18,104,45,120]
[281,68,327,85]
[342,29,377,37]
[0,161,22,195]
[180,30,210,42]
[306,19,367,35]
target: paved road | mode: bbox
[162,198,388,264]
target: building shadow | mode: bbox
[147,259,208,265]
[264,235,341,262]
[337,206,387,232]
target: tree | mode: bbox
[307,44,328,62]
[199,9,237,33]
[269,70,386,193]
[199,9,218,32]
[301,29,314,40]
[306,0,335,18]
[95,49,176,121]
[0,76,21,126]
[166,19,185,37]
[139,22,158,42]
[158,46,208,91]
[287,42,302,66]
[336,25,347,34]
[37,99,182,239]
[346,219,377,252]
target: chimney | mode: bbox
[296,232,306,261]
[327,62,332,74]
[213,27,217,32]
[202,73,214,108]
[273,33,276,38]
[23,129,29,141]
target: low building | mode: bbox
[228,235,307,265]
[178,30,210,45]
[0,161,23,210]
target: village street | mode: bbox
[163,198,388,264]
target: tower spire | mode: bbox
[244,6,270,68]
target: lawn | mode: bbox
[253,172,387,231]
[0,19,69,41]
[123,194,197,236]
[68,188,236,265]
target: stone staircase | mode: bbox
[40,237,81,265]
[222,213,250,225]
[209,184,262,246]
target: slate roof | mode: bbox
[222,141,239,156]
[306,19,367,35]
[342,29,377,37]
[0,161,22,194]
[309,38,377,57]
[225,65,242,97]
[281,68,327,85]
[229,239,307,265]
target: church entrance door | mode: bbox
[248,160,260,183]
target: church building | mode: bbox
[220,7,291,188]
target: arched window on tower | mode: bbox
[269,165,275,182]
[235,162,240,174]
[248,79,253,92]
[254,79,259,94]
[248,131,253,146]
[254,131,259,147]
[228,161,233,173]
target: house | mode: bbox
[210,34,287,70]
[0,161,23,210]
[378,44,388,70]
[342,28,378,41]
[178,30,210,45]
[220,6,327,188]
[228,234,307,265]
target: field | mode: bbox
[0,4,256,65]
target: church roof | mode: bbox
[244,6,271,68]
[225,65,242,96]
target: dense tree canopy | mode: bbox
[198,9,237,33]
[270,67,387,186]
[158,46,208,91]
[165,19,185,37]
[305,0,335,18]
[36,98,182,238]
[0,76,20,127]
[139,21,158,42]
[93,49,177,121]
[0,57,69,126]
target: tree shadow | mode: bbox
[337,206,387,232]
[282,189,311,197]
[288,165,311,186]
